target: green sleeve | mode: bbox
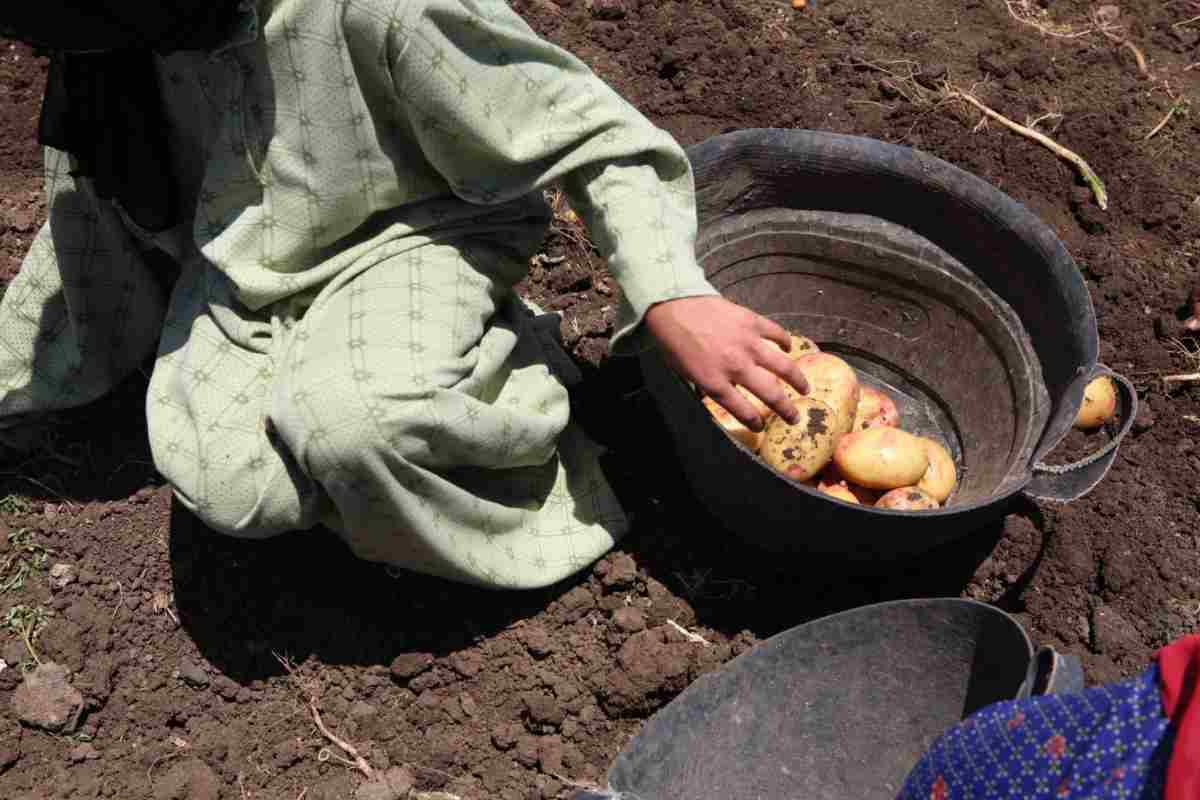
[391,0,718,351]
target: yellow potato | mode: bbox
[819,465,881,505]
[1074,376,1117,430]
[702,389,769,452]
[917,437,957,504]
[876,486,940,511]
[769,333,821,360]
[790,353,860,438]
[815,478,861,505]
[833,426,930,491]
[761,397,839,482]
[852,386,900,432]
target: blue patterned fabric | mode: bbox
[899,664,1177,799]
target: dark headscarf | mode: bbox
[2,2,243,232]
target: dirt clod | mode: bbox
[612,607,646,633]
[389,652,435,682]
[354,766,415,800]
[153,758,220,800]
[177,659,209,687]
[68,743,99,763]
[12,662,84,733]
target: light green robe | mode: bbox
[0,0,719,588]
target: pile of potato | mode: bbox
[700,333,957,511]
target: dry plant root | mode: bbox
[1145,96,1189,141]
[1162,337,1200,388]
[274,653,375,778]
[947,88,1108,210]
[1094,9,1149,76]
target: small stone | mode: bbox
[353,766,415,800]
[177,660,209,688]
[389,652,434,682]
[524,692,565,728]
[68,742,99,763]
[459,692,477,717]
[601,553,637,590]
[12,662,84,733]
[612,607,646,633]
[48,563,76,591]
[492,722,520,751]
[1133,406,1155,434]
[556,586,596,622]
[519,626,553,659]
[588,0,626,20]
[515,735,540,768]
[154,758,221,800]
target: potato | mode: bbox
[917,437,957,504]
[833,426,930,491]
[852,386,900,432]
[1074,376,1117,430]
[790,353,860,438]
[819,465,881,505]
[702,389,770,452]
[770,333,820,360]
[876,486,939,511]
[761,397,839,482]
[815,478,861,505]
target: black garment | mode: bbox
[1,1,242,232]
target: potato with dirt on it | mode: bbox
[876,486,940,511]
[917,437,958,504]
[789,353,860,437]
[833,426,930,491]
[852,386,900,432]
[701,387,772,452]
[1074,376,1117,430]
[761,397,839,482]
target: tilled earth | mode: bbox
[0,1,1198,798]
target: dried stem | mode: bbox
[1145,98,1187,141]
[274,652,374,778]
[309,699,374,778]
[666,619,710,645]
[947,88,1108,209]
[1004,0,1096,38]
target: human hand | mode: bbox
[643,296,809,431]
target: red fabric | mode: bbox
[1158,634,1200,800]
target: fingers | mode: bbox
[754,314,792,352]
[757,340,810,397]
[708,383,768,432]
[736,367,799,426]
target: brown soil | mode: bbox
[1,1,1199,797]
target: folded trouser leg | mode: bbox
[147,259,324,538]
[0,149,166,428]
[149,239,629,588]
[269,241,629,588]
